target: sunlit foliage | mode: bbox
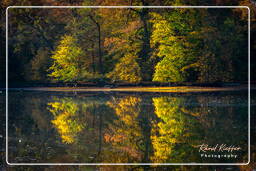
[151,10,202,82]
[48,35,89,82]
[107,53,142,83]
[5,2,253,86]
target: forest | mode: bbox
[1,0,254,169]
[0,0,255,87]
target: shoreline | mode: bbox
[2,85,252,93]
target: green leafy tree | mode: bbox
[102,9,144,83]
[48,35,89,82]
[107,53,142,83]
[151,9,202,83]
[4,1,252,85]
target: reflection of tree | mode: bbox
[47,96,115,162]
[48,98,85,144]
[8,94,82,163]
[151,96,203,163]
[8,93,249,164]
[151,94,248,163]
[104,96,144,162]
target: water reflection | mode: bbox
[105,96,144,163]
[48,98,85,144]
[151,97,203,163]
[7,91,248,163]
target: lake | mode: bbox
[3,90,250,164]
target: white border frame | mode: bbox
[5,6,250,166]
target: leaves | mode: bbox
[107,53,142,83]
[151,9,201,82]
[48,35,87,82]
[6,5,250,85]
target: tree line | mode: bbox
[0,0,255,86]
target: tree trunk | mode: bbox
[138,7,151,81]
[97,25,103,74]
[88,15,103,74]
[91,43,96,73]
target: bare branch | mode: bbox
[88,14,100,28]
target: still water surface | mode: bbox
[5,90,249,164]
